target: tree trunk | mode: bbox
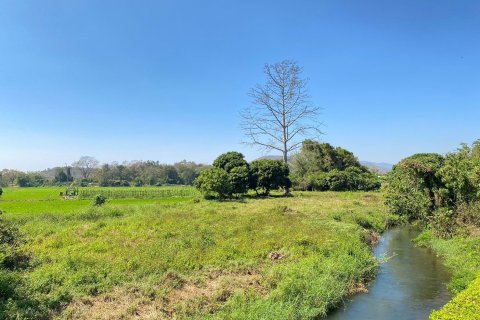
[283,150,290,195]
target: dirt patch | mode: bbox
[61,270,265,320]
[347,282,369,295]
[365,231,380,247]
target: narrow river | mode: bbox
[328,227,452,320]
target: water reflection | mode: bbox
[327,227,452,320]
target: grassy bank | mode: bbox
[415,230,480,319]
[1,189,387,319]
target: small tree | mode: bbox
[250,159,290,196]
[193,168,232,199]
[213,152,250,196]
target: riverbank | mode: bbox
[1,190,389,319]
[415,230,480,319]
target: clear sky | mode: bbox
[1,0,479,171]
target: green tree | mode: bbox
[213,152,250,196]
[194,168,232,199]
[250,159,290,196]
[213,152,249,172]
[291,140,379,191]
[229,166,250,196]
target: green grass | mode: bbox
[415,230,480,319]
[0,187,65,201]
[1,188,388,319]
[430,276,480,320]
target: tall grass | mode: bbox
[77,186,200,199]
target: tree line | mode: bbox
[0,159,208,187]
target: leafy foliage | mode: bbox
[250,159,290,196]
[0,213,47,319]
[212,152,249,173]
[385,141,480,238]
[194,168,232,199]
[291,140,380,191]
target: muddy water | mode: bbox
[328,227,452,320]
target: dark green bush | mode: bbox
[213,152,250,196]
[92,194,106,207]
[250,159,290,196]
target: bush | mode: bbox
[307,168,380,192]
[0,187,2,197]
[194,168,232,199]
[250,159,290,196]
[385,153,445,221]
[0,215,26,270]
[92,194,106,207]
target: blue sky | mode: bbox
[1,0,479,171]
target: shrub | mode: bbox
[385,153,445,221]
[0,214,26,270]
[250,159,290,196]
[0,187,2,197]
[92,194,106,207]
[193,168,232,199]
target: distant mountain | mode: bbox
[360,161,393,174]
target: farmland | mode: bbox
[0,187,388,319]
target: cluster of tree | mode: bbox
[290,140,381,191]
[385,140,480,238]
[0,158,208,188]
[94,160,207,187]
[194,152,290,198]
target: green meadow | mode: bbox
[0,187,388,319]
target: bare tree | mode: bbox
[72,156,99,179]
[241,60,322,164]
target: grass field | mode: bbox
[0,188,389,319]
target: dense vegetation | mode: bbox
[0,189,387,319]
[194,152,290,198]
[291,140,381,191]
[385,141,480,238]
[385,140,480,319]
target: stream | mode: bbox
[328,227,452,319]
